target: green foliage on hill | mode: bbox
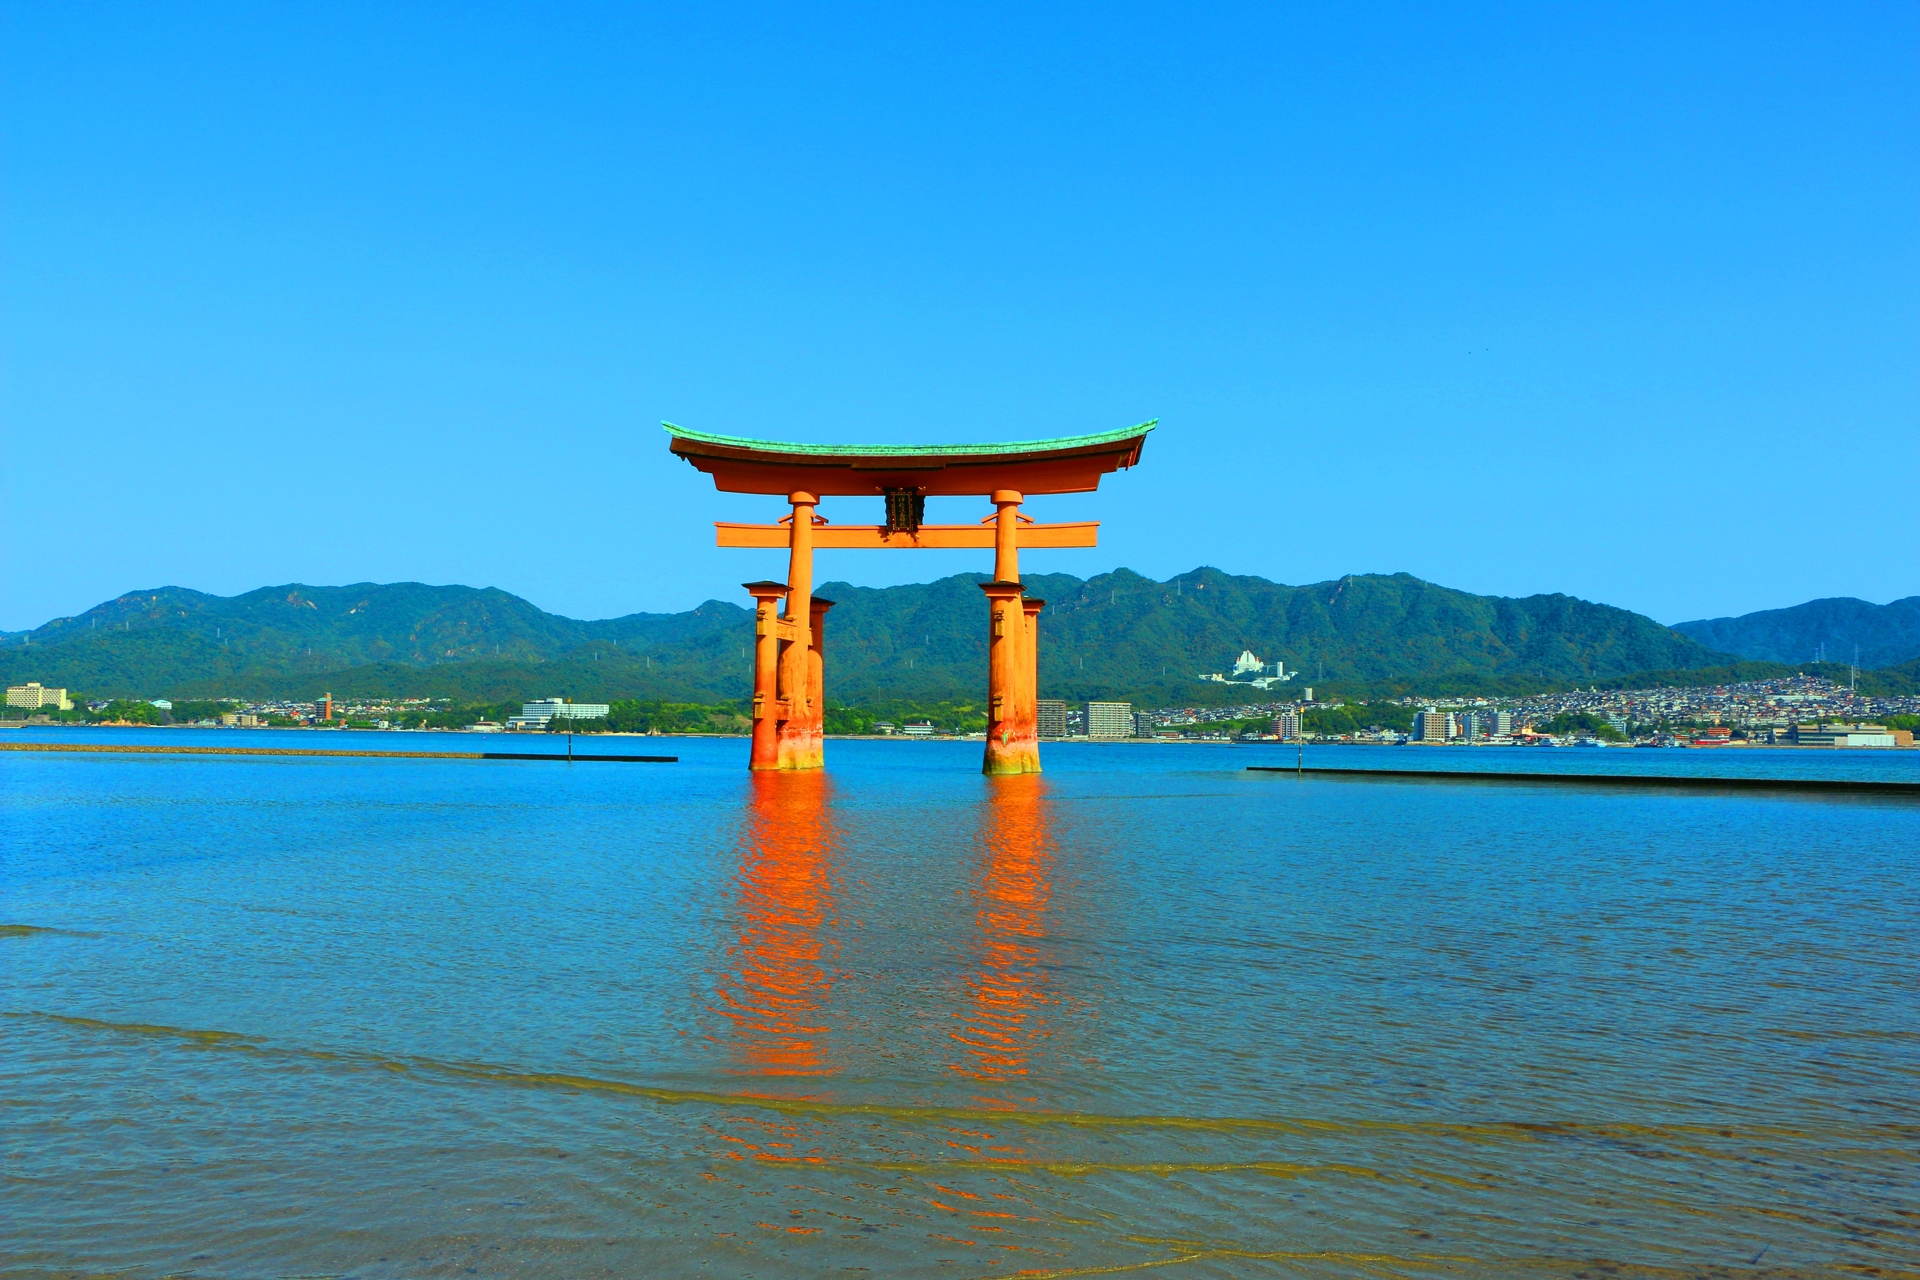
[0,569,1767,707]
[594,701,747,734]
[1302,703,1418,735]
[1843,658,1920,698]
[824,699,990,734]
[1540,711,1626,740]
[167,700,239,722]
[1153,715,1269,737]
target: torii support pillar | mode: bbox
[744,594,830,772]
[744,580,787,770]
[792,596,833,767]
[744,489,831,773]
[1022,594,1045,742]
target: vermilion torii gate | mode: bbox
[665,421,1154,775]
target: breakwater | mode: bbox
[0,741,675,763]
[1247,762,1920,796]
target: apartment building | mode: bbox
[6,682,72,711]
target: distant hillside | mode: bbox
[1672,596,1920,669]
[1859,656,1920,698]
[0,570,1737,704]
[0,582,750,703]
[816,568,1734,704]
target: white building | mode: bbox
[6,683,72,711]
[1791,724,1896,747]
[1083,701,1133,739]
[507,697,611,730]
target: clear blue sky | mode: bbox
[5,2,1915,632]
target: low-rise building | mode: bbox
[1791,724,1897,747]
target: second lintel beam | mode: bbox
[714,521,1098,550]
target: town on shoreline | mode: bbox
[8,673,1916,749]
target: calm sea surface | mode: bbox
[4,730,1917,1278]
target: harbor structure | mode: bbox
[667,420,1153,774]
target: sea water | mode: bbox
[4,730,1916,1276]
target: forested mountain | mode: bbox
[1,570,1737,704]
[0,582,749,702]
[1672,596,1920,669]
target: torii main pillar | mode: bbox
[980,489,1040,774]
[664,420,1155,774]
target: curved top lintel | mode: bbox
[663,420,1155,497]
[663,420,1155,459]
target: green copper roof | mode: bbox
[663,420,1156,457]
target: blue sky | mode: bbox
[5,2,1915,631]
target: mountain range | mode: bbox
[0,569,1826,706]
[1673,596,1920,669]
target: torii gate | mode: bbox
[665,421,1154,775]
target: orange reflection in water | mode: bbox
[950,774,1056,1090]
[712,771,838,1076]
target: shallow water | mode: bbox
[4,733,1917,1277]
